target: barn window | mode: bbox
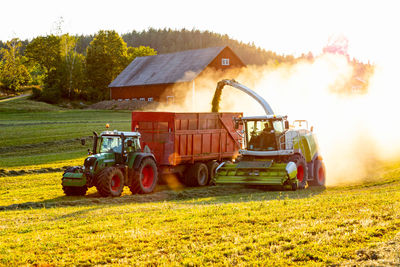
[166,96,174,105]
[222,58,230,66]
[140,97,145,101]
[148,97,153,102]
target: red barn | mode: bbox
[108,46,245,103]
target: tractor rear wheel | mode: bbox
[206,161,219,185]
[184,163,209,187]
[130,158,158,194]
[289,154,308,189]
[96,167,125,197]
[309,159,326,186]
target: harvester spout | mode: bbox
[211,79,274,115]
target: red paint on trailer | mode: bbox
[132,112,242,175]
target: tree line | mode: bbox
[0,28,373,103]
[0,30,156,102]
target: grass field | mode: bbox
[1,98,400,266]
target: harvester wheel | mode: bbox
[206,161,219,185]
[62,185,88,196]
[184,163,209,187]
[130,158,158,194]
[289,154,308,189]
[309,160,326,186]
[96,167,125,197]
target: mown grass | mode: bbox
[0,98,131,168]
[1,98,400,266]
[0,171,400,266]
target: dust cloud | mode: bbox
[155,53,400,186]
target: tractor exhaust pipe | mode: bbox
[93,131,98,154]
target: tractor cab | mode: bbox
[93,130,141,164]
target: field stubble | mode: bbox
[0,99,400,266]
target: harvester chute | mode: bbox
[212,79,326,190]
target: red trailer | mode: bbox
[131,112,242,186]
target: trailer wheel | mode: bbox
[206,161,219,185]
[96,167,125,197]
[289,154,308,189]
[309,159,326,186]
[130,158,158,194]
[184,163,209,187]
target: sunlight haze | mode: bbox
[1,0,398,62]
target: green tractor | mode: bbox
[62,129,158,197]
[212,80,326,190]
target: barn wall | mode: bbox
[208,47,245,70]
[110,84,173,101]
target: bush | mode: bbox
[37,87,62,104]
[30,87,42,100]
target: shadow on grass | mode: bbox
[0,185,326,211]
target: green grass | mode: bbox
[1,98,400,266]
[0,171,399,265]
[0,98,131,168]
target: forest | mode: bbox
[0,28,373,103]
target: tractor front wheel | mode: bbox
[96,167,125,197]
[309,159,326,186]
[289,154,308,189]
[130,158,158,194]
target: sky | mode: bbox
[1,0,399,63]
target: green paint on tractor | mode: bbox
[61,130,159,197]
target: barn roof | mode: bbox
[109,46,228,87]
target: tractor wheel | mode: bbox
[184,162,209,187]
[130,158,158,194]
[206,161,219,185]
[62,167,87,196]
[289,154,308,189]
[96,167,125,197]
[62,185,88,196]
[309,159,326,186]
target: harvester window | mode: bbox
[246,120,277,151]
[273,121,284,133]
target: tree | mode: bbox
[127,46,157,62]
[0,39,31,94]
[25,34,86,102]
[25,35,61,73]
[86,30,128,100]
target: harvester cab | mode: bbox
[212,79,326,190]
[62,128,158,197]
